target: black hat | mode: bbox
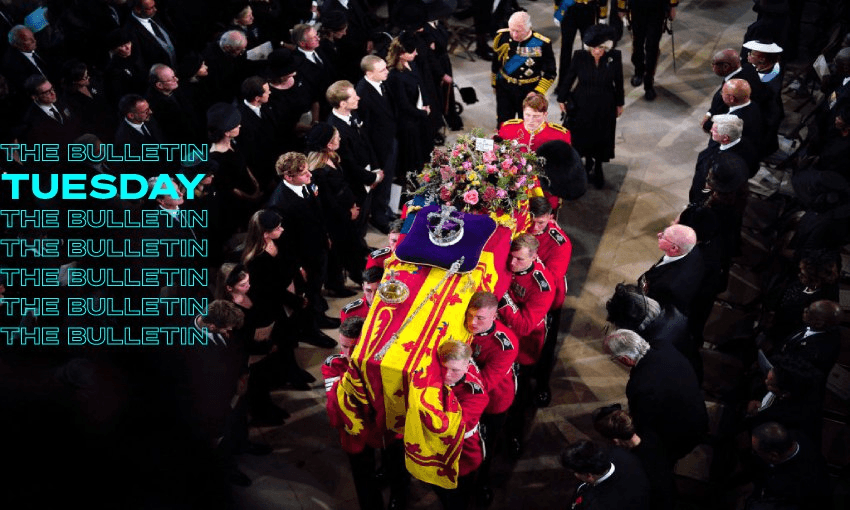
[536,140,587,201]
[105,29,131,50]
[305,122,335,152]
[321,10,347,31]
[206,102,241,132]
[583,24,614,48]
[257,210,283,230]
[392,0,427,30]
[177,52,204,80]
[707,152,748,193]
[266,48,304,78]
[396,31,419,53]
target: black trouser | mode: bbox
[431,472,476,510]
[347,447,384,510]
[557,3,597,88]
[534,309,562,393]
[505,363,533,444]
[477,411,508,486]
[630,7,666,87]
[371,138,399,226]
[495,81,537,126]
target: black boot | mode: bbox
[475,35,494,61]
[593,160,604,189]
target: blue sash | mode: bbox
[503,37,544,75]
[554,0,576,23]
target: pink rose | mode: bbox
[482,151,496,163]
[496,189,507,199]
[463,189,479,205]
[440,187,452,201]
[423,175,431,183]
[482,186,498,201]
[486,164,498,174]
[451,150,460,158]
[501,158,514,170]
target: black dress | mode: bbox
[387,64,431,176]
[557,49,624,162]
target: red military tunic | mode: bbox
[497,119,572,152]
[449,362,489,477]
[339,297,370,322]
[365,246,392,270]
[471,320,518,414]
[498,259,555,366]
[322,354,383,453]
[533,221,572,310]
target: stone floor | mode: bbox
[233,1,769,508]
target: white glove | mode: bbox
[553,16,560,27]
[598,18,609,25]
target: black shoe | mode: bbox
[644,86,657,101]
[326,287,357,298]
[303,330,337,348]
[592,164,604,189]
[630,75,643,87]
[317,314,341,329]
[534,388,552,408]
[476,484,494,507]
[240,441,274,456]
[227,466,252,486]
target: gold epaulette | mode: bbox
[548,123,569,134]
[503,119,523,125]
[532,32,551,44]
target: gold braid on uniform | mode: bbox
[492,34,512,87]
[535,77,555,94]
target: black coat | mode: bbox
[327,113,379,203]
[234,101,280,189]
[557,49,624,161]
[124,15,177,68]
[19,101,82,147]
[266,182,330,268]
[355,78,397,169]
[639,249,706,316]
[571,447,651,510]
[627,345,708,461]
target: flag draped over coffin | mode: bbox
[332,203,523,488]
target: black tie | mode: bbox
[141,123,152,137]
[148,20,176,64]
[380,82,388,97]
[49,107,63,124]
[313,52,323,65]
[301,185,310,199]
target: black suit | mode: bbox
[639,249,706,316]
[778,327,842,376]
[356,78,398,224]
[235,101,280,190]
[705,64,765,123]
[689,141,753,204]
[19,102,82,148]
[124,14,177,68]
[114,117,168,176]
[146,89,200,144]
[320,0,375,82]
[327,112,379,206]
[0,48,52,94]
[570,447,651,510]
[266,182,331,315]
[297,48,336,118]
[626,345,708,462]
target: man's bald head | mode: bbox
[721,78,751,106]
[835,48,850,77]
[658,224,697,257]
[711,49,741,77]
[803,300,842,330]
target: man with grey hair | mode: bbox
[491,11,556,126]
[603,328,708,463]
[2,25,55,94]
[202,30,248,102]
[690,114,758,202]
[146,63,198,143]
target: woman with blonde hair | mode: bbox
[305,122,367,285]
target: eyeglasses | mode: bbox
[36,87,55,95]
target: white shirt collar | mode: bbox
[297,47,317,62]
[284,179,307,197]
[125,118,147,135]
[364,76,383,94]
[659,253,687,266]
[594,463,616,485]
[727,100,750,114]
[719,137,741,151]
[242,99,262,118]
[338,0,350,8]
[724,67,742,82]
[332,109,351,124]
